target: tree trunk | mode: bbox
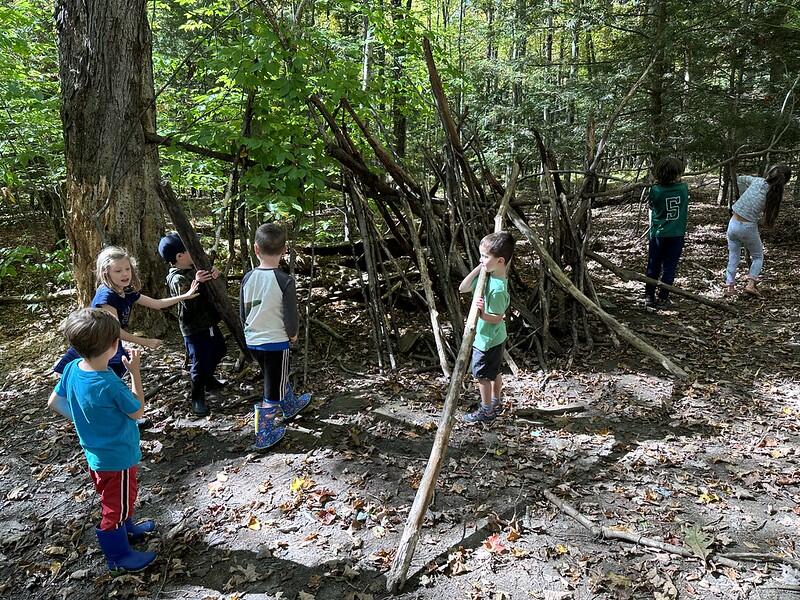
[56,0,165,319]
[390,0,411,158]
[648,0,669,156]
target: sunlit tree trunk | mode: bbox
[56,0,165,315]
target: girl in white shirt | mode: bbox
[725,164,792,297]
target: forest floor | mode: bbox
[1,187,800,600]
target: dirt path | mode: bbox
[1,197,799,600]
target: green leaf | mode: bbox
[683,525,714,566]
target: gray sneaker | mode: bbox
[462,403,496,425]
[491,397,503,415]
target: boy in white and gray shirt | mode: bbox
[240,223,311,449]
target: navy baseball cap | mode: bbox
[158,233,186,263]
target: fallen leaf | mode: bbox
[450,483,466,495]
[371,525,386,538]
[684,525,713,565]
[43,545,67,556]
[482,534,506,554]
[70,569,90,580]
[291,477,314,493]
[446,549,471,575]
[315,509,337,525]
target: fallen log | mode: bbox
[586,250,735,314]
[0,288,76,305]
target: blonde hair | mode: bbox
[95,246,142,292]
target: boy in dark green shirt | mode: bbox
[458,232,514,424]
[158,233,227,416]
[645,157,689,307]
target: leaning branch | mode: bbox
[386,168,516,593]
[157,182,251,360]
[508,207,687,379]
[573,55,656,223]
[145,132,245,164]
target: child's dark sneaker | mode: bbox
[656,296,673,308]
[280,384,311,420]
[190,380,209,417]
[462,403,496,425]
[644,294,656,308]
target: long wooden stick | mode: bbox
[507,207,687,379]
[586,250,736,314]
[157,182,251,360]
[401,196,451,378]
[386,168,517,593]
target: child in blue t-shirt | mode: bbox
[48,308,157,573]
[53,246,200,378]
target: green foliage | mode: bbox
[0,242,71,285]
[0,1,63,189]
[4,0,799,232]
[0,246,36,279]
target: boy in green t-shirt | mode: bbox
[645,156,689,308]
[458,232,515,424]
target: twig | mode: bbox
[718,552,800,570]
[145,374,182,400]
[515,403,587,418]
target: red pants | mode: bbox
[89,466,138,531]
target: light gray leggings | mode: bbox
[725,217,763,284]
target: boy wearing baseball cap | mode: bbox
[158,233,227,416]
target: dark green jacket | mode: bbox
[166,267,221,337]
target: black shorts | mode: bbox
[471,343,504,380]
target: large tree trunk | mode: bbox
[56,0,165,321]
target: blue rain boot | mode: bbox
[96,526,157,573]
[124,518,157,543]
[254,402,286,450]
[280,383,312,420]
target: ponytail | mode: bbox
[762,164,791,227]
